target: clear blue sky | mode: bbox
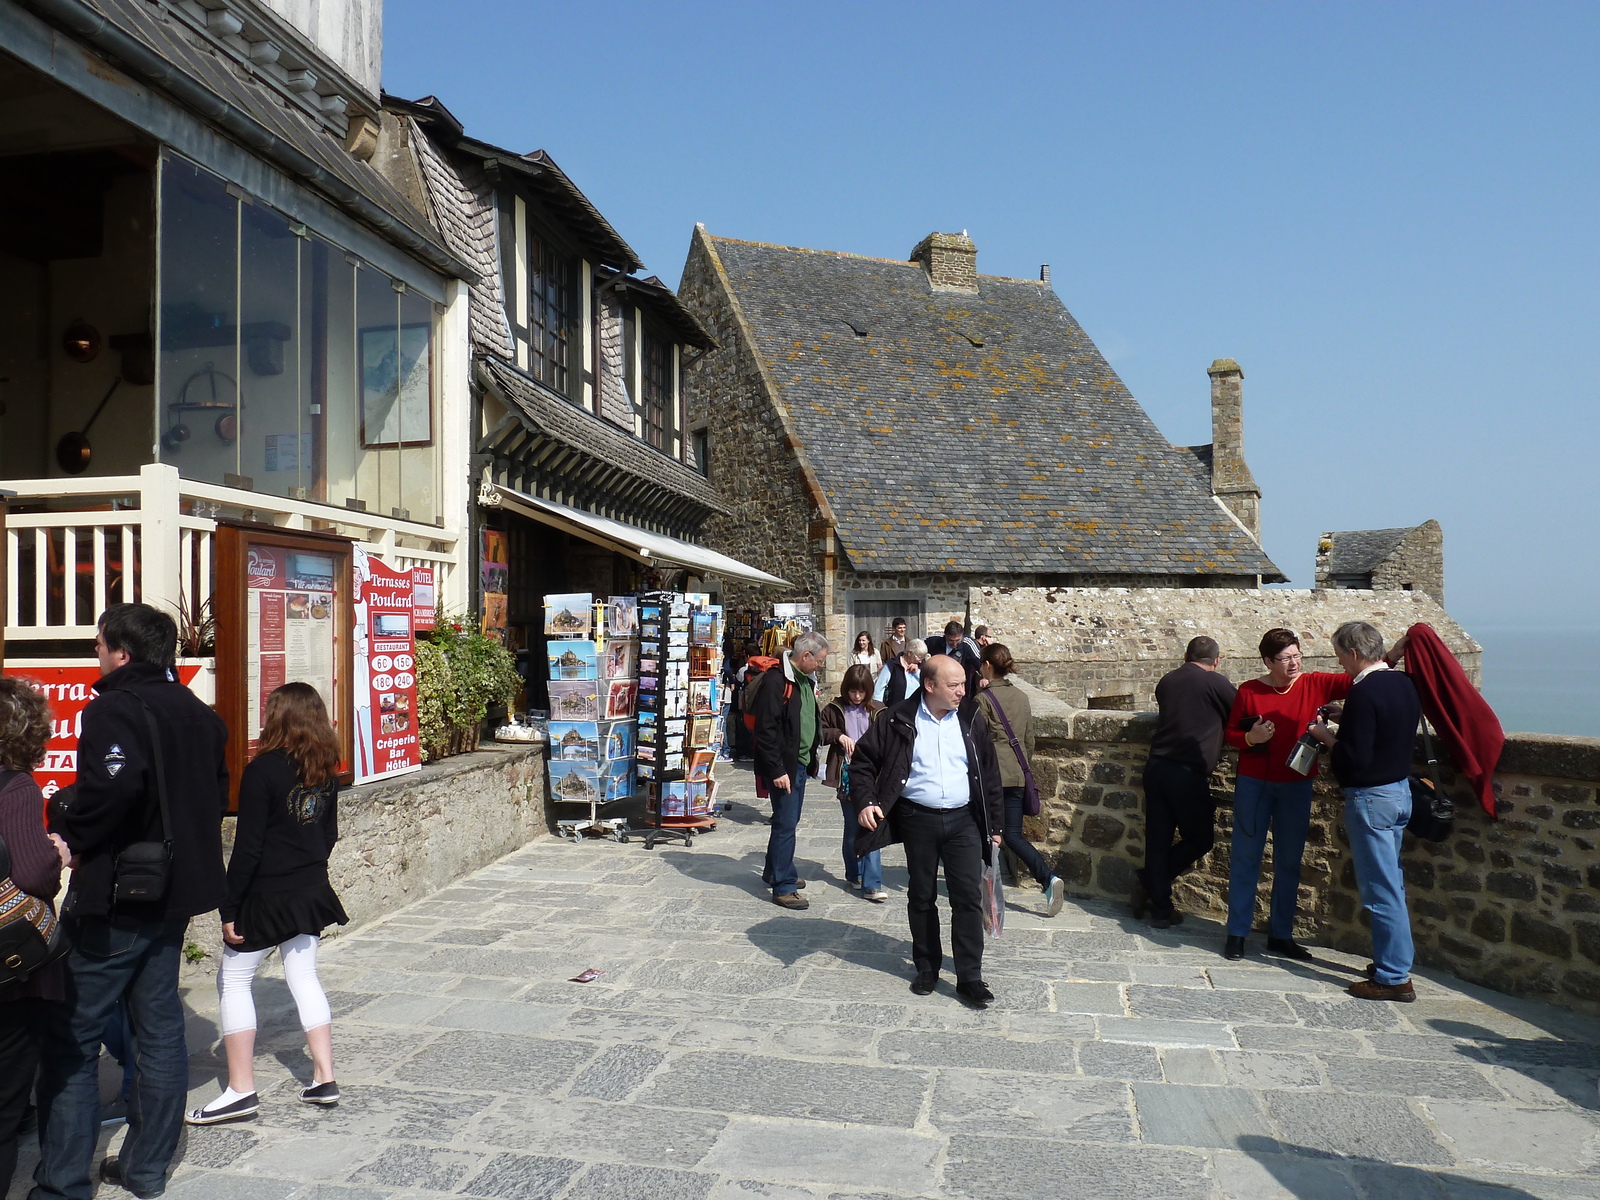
[384,0,1599,633]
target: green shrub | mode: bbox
[414,608,520,762]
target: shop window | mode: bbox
[640,329,671,451]
[157,153,440,522]
[528,234,570,395]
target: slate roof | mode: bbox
[1322,527,1415,575]
[65,0,469,281]
[478,357,727,535]
[704,235,1284,579]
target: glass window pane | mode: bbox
[397,288,438,523]
[355,263,400,513]
[158,157,238,486]
[238,201,302,496]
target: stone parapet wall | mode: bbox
[189,744,547,964]
[971,587,1480,709]
[1024,702,1600,1018]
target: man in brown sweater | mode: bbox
[1134,637,1236,928]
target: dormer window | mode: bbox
[528,234,571,394]
[640,328,672,450]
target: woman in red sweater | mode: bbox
[1221,628,1351,961]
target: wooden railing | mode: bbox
[2,465,461,643]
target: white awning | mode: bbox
[480,483,789,588]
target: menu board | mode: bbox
[245,544,337,751]
[353,546,421,785]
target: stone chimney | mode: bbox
[911,232,978,293]
[1206,358,1262,541]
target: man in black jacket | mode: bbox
[33,604,229,1200]
[926,621,981,693]
[752,632,830,910]
[1309,620,1421,1003]
[851,656,1004,1006]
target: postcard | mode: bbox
[688,780,712,814]
[547,641,598,681]
[601,720,635,760]
[665,691,688,719]
[686,748,715,781]
[549,762,603,805]
[607,596,639,638]
[640,622,661,638]
[687,719,711,750]
[690,612,716,645]
[544,592,593,639]
[606,758,635,801]
[548,679,601,721]
[603,638,638,679]
[665,718,687,736]
[670,600,690,618]
[550,721,600,762]
[605,679,638,719]
[640,606,661,621]
[689,680,714,715]
[639,657,659,674]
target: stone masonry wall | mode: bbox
[1019,695,1600,1018]
[679,228,827,617]
[189,745,547,965]
[971,586,1480,709]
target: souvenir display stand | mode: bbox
[543,593,638,842]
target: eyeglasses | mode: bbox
[1271,651,1303,665]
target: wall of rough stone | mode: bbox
[971,586,1480,709]
[1315,520,1445,604]
[1020,694,1600,1018]
[188,745,547,964]
[679,228,828,617]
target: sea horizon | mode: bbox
[1469,623,1600,739]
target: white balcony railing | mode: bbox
[3,464,460,643]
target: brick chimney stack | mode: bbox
[1206,358,1262,541]
[911,232,979,293]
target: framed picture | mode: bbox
[360,322,433,447]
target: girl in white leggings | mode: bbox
[189,683,348,1125]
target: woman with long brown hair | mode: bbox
[187,682,347,1125]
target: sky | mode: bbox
[383,0,1600,635]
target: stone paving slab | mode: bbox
[10,762,1600,1200]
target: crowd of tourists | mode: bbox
[749,617,1427,1011]
[1,604,347,1199]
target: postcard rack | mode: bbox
[543,593,640,842]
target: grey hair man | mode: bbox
[752,631,831,909]
[1309,621,1422,1001]
[875,637,928,706]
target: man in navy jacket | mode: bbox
[1310,620,1421,1003]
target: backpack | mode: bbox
[740,656,791,731]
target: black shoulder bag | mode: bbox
[0,769,69,986]
[112,697,173,904]
[1407,717,1455,842]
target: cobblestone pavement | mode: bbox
[19,764,1599,1200]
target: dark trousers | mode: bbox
[32,917,189,1200]
[1,998,52,1196]
[761,767,806,896]
[896,800,985,983]
[1140,755,1217,913]
[1001,786,1053,889]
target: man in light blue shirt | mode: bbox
[852,656,1005,1007]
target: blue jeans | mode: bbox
[762,767,807,896]
[32,917,190,1200]
[838,793,882,891]
[1227,776,1314,938]
[1344,781,1415,985]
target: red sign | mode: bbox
[412,566,436,632]
[2,664,203,801]
[352,547,421,784]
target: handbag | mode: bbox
[1407,717,1455,842]
[111,697,173,905]
[983,688,1041,817]
[0,771,68,986]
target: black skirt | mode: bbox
[234,880,348,953]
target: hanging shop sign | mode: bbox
[215,522,354,810]
[412,565,437,632]
[352,546,421,785]
[2,663,202,801]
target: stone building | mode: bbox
[677,226,1283,674]
[1316,519,1445,603]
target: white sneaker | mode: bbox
[865,889,888,903]
[1045,876,1065,918]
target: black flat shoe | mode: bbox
[1223,935,1246,961]
[1267,937,1315,962]
[300,1080,340,1106]
[184,1092,259,1126]
[910,973,938,996]
[955,980,995,1009]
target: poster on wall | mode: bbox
[1,664,202,801]
[352,545,422,785]
[246,545,337,751]
[412,566,437,631]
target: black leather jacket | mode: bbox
[847,694,1004,858]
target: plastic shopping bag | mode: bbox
[981,842,1005,938]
